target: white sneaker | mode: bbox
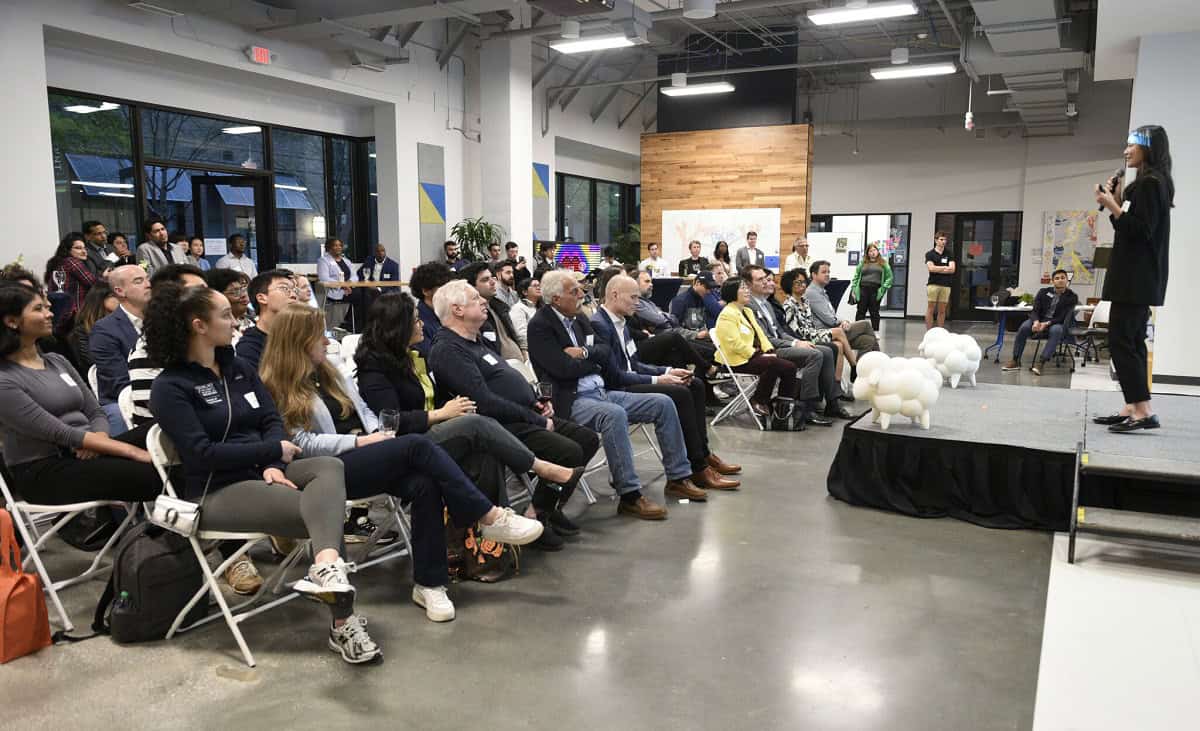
[412,584,456,622]
[479,507,544,545]
[294,558,355,600]
[328,614,382,664]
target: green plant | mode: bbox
[612,223,641,267]
[1019,293,1034,305]
[449,217,506,262]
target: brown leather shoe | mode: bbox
[705,453,741,475]
[617,496,668,520]
[691,467,740,491]
[664,478,707,501]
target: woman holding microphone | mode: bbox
[1092,125,1173,433]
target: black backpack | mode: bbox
[86,522,207,644]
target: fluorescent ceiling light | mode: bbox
[71,180,134,189]
[870,62,957,80]
[97,192,135,198]
[222,125,262,135]
[549,34,635,54]
[808,1,916,26]
[274,183,308,192]
[127,1,184,18]
[368,153,377,158]
[661,81,736,97]
[63,102,119,114]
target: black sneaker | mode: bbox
[344,514,398,545]
[549,509,581,537]
[531,518,565,552]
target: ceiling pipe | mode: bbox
[935,0,965,47]
[488,0,818,40]
[546,49,959,92]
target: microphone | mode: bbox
[1098,167,1124,212]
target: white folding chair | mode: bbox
[87,365,99,396]
[0,473,137,631]
[339,334,361,364]
[116,385,135,430]
[709,339,766,430]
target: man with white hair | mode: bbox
[527,270,702,520]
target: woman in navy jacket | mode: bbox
[145,282,379,664]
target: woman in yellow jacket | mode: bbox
[714,278,799,418]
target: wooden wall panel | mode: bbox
[639,124,813,261]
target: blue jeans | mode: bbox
[1012,319,1065,361]
[101,402,128,436]
[570,389,692,495]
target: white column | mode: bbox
[373,102,420,275]
[0,5,58,269]
[1128,31,1200,380]
[479,34,534,249]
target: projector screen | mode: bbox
[661,208,782,272]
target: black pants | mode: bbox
[815,343,842,403]
[856,284,882,330]
[504,418,600,511]
[338,434,493,588]
[1107,302,1152,404]
[734,355,798,403]
[627,378,709,472]
[637,330,711,373]
[10,424,160,504]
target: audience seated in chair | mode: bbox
[779,268,859,418]
[68,282,117,371]
[630,270,718,373]
[713,278,802,424]
[1003,268,1079,376]
[527,270,701,521]
[409,262,455,359]
[144,282,379,664]
[508,276,542,358]
[89,264,151,435]
[460,262,524,362]
[258,303,546,621]
[425,282,601,543]
[591,274,742,492]
[234,269,299,370]
[204,268,255,337]
[805,260,880,356]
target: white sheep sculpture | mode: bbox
[918,327,981,389]
[852,351,943,430]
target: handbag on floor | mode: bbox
[445,509,518,583]
[0,509,53,663]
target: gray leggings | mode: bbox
[199,456,347,554]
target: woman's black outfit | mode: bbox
[1104,172,1171,405]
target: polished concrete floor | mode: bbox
[3,320,1057,730]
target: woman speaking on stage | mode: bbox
[1093,125,1174,433]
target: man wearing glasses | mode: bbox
[235,269,299,369]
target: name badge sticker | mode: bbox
[59,372,77,388]
[104,252,120,263]
[383,273,392,279]
[244,392,260,409]
[626,339,637,357]
[483,353,499,366]
[483,331,497,341]
[1121,200,1132,212]
[586,334,595,347]
[739,324,752,335]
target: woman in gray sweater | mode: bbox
[0,283,159,504]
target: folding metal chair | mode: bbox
[116,385,135,430]
[87,364,99,396]
[709,339,766,430]
[0,473,138,631]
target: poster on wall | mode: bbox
[660,208,781,270]
[1041,210,1099,284]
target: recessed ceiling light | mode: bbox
[221,126,262,135]
[549,34,635,54]
[869,61,956,79]
[808,1,917,26]
[661,81,736,96]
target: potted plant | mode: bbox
[612,223,641,267]
[449,217,506,262]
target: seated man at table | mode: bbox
[528,270,704,519]
[806,260,879,355]
[593,274,741,491]
[677,240,709,277]
[1003,268,1079,375]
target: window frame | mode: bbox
[554,171,640,244]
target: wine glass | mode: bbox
[378,409,400,437]
[990,293,1000,307]
[52,269,66,292]
[536,382,554,405]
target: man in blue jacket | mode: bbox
[357,243,401,283]
[410,262,454,358]
[89,264,151,434]
[1002,268,1080,375]
[668,271,721,330]
[594,275,741,491]
[527,270,703,520]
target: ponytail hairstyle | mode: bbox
[143,281,221,368]
[259,303,352,431]
[1128,125,1175,207]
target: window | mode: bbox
[809,211,912,316]
[560,175,592,242]
[272,129,328,264]
[367,140,378,253]
[330,137,356,257]
[595,181,623,244]
[554,174,639,243]
[48,93,137,238]
[140,108,265,169]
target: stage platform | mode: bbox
[827,384,1200,531]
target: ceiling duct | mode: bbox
[964,0,1088,137]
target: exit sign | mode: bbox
[247,46,272,65]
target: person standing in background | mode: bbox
[735,231,766,274]
[187,236,211,271]
[107,233,137,267]
[851,242,892,331]
[82,220,117,278]
[783,236,814,274]
[1092,125,1173,433]
[712,241,731,270]
[215,234,258,278]
[924,232,954,330]
[136,219,179,277]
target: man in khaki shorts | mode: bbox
[925,232,955,329]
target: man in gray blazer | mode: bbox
[734,231,766,274]
[135,219,186,277]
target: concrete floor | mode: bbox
[3,319,1057,730]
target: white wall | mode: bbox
[1126,32,1200,381]
[810,75,1132,317]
